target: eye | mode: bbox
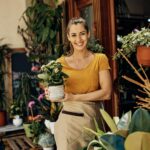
[71,34,76,37]
[80,32,86,36]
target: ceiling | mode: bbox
[125,0,150,17]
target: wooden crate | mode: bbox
[3,135,42,150]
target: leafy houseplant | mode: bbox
[38,60,68,101]
[114,28,150,60]
[0,39,12,126]
[113,28,150,113]
[38,132,55,150]
[9,102,23,118]
[84,108,150,150]
[18,0,63,65]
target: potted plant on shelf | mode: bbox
[114,27,150,66]
[38,132,55,150]
[37,60,69,101]
[9,101,23,127]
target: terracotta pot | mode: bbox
[136,46,150,66]
[0,111,6,126]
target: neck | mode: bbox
[72,49,90,59]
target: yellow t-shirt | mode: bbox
[57,53,110,94]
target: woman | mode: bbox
[47,17,112,150]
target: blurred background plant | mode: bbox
[9,101,23,118]
[18,0,63,65]
[0,38,12,112]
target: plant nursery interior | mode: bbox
[0,0,150,150]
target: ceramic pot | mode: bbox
[48,85,64,101]
[43,147,54,150]
[23,123,34,138]
[13,115,23,127]
[136,46,150,66]
[44,119,55,134]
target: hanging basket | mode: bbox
[136,46,150,66]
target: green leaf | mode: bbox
[87,139,107,150]
[125,131,150,150]
[42,27,49,43]
[100,109,118,132]
[101,134,125,150]
[94,118,105,136]
[129,108,150,133]
[117,110,132,130]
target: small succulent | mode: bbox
[38,132,55,148]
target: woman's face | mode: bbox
[67,23,90,52]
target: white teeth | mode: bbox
[76,43,83,46]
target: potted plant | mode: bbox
[114,27,150,66]
[37,60,68,101]
[0,38,12,126]
[9,101,23,126]
[84,108,150,150]
[38,132,55,150]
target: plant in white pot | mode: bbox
[38,132,55,150]
[37,60,68,101]
[9,102,23,127]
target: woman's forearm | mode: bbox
[73,88,112,102]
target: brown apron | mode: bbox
[54,101,104,150]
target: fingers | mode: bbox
[44,87,50,100]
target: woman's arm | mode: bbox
[61,69,112,102]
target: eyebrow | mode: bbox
[70,31,86,35]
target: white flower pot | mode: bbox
[43,147,54,150]
[44,119,55,134]
[48,85,64,101]
[13,115,23,127]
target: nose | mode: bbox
[76,35,82,42]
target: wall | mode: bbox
[0,0,26,48]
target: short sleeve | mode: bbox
[98,54,111,70]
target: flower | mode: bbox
[28,100,35,120]
[37,60,68,87]
[36,93,62,122]
[28,101,35,108]
[38,94,45,102]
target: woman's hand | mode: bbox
[49,93,75,102]
[44,87,50,100]
[44,86,75,102]
[61,93,75,102]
